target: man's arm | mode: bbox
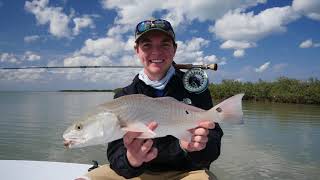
[182,89,224,168]
[107,123,158,178]
[184,123,223,168]
[107,139,145,178]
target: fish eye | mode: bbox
[75,123,83,131]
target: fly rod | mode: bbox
[0,63,218,71]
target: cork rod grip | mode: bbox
[173,63,218,71]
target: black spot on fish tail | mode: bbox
[216,107,222,113]
[185,110,189,114]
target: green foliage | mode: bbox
[208,77,320,104]
[113,88,123,94]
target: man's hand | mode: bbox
[180,120,215,152]
[123,121,158,167]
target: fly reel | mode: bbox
[183,68,208,93]
[174,64,218,94]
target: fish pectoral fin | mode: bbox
[174,130,192,142]
[137,132,156,139]
[121,122,156,139]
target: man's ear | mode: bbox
[173,42,177,54]
[134,43,139,54]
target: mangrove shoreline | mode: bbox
[209,77,320,104]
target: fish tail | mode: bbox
[202,93,245,124]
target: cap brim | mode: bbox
[135,28,174,42]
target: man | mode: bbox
[83,19,223,180]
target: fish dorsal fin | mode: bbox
[155,96,205,112]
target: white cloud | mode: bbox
[0,69,45,82]
[299,39,320,48]
[0,53,20,64]
[299,39,313,48]
[64,55,112,66]
[212,6,300,42]
[233,49,245,58]
[61,32,137,83]
[77,37,127,57]
[292,0,320,21]
[255,61,270,73]
[62,52,139,87]
[119,55,140,66]
[25,0,71,38]
[220,40,256,57]
[101,0,163,25]
[218,59,227,66]
[62,68,139,88]
[175,37,221,64]
[23,51,41,61]
[101,0,266,27]
[184,37,209,51]
[73,15,95,36]
[0,51,41,65]
[24,35,40,43]
[106,24,131,37]
[211,6,300,57]
[25,0,96,38]
[220,40,255,50]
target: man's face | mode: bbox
[135,31,176,80]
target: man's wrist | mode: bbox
[179,140,189,155]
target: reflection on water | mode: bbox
[0,92,319,180]
[0,92,111,164]
[212,101,320,180]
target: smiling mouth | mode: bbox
[149,59,164,64]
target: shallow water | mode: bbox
[0,92,319,179]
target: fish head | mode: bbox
[63,112,119,148]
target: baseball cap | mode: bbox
[135,19,175,42]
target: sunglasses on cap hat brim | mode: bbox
[135,19,175,42]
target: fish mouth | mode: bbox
[63,138,85,148]
[63,139,77,148]
[63,140,72,148]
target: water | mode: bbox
[0,92,319,179]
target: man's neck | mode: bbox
[144,70,165,81]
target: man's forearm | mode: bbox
[186,123,223,168]
[107,140,145,178]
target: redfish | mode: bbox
[63,93,244,148]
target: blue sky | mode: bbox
[0,0,319,91]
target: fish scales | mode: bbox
[100,95,207,138]
[109,95,197,127]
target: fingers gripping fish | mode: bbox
[63,93,244,148]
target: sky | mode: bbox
[0,0,319,91]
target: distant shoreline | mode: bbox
[2,76,319,104]
[59,90,114,92]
